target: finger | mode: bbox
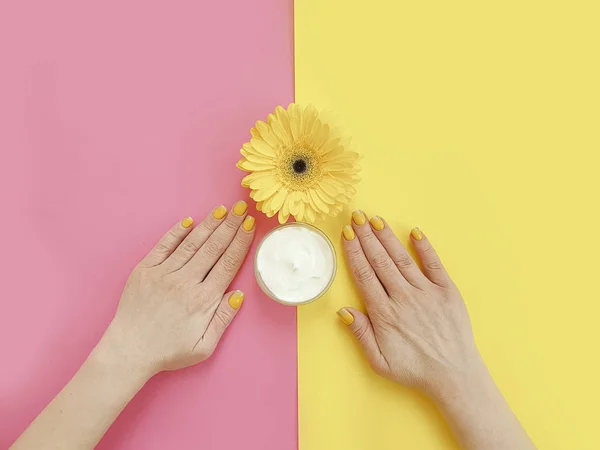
[162,205,228,271]
[198,290,245,356]
[410,228,452,287]
[337,307,388,374]
[342,224,388,311]
[368,216,430,289]
[351,210,408,293]
[139,217,195,267]
[184,200,248,280]
[204,216,255,293]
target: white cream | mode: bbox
[256,225,335,304]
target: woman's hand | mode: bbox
[12,201,257,450]
[105,200,256,378]
[338,210,480,397]
[338,210,536,450]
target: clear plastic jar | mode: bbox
[254,222,337,306]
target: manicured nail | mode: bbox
[181,217,194,228]
[228,291,245,310]
[337,308,354,326]
[370,216,385,231]
[212,205,227,220]
[242,215,256,231]
[342,225,355,241]
[233,200,248,216]
[352,210,367,225]
[411,227,423,241]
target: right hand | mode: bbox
[338,210,485,399]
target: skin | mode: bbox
[11,204,535,449]
[11,202,255,450]
[339,211,536,450]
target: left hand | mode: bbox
[102,200,256,378]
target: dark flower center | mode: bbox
[292,159,307,174]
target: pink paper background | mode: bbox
[0,1,296,448]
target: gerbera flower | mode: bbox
[237,104,361,224]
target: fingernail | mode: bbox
[342,225,355,241]
[370,216,385,231]
[411,227,423,241]
[228,291,245,310]
[242,215,255,231]
[212,205,227,220]
[337,308,354,326]
[181,217,194,228]
[233,200,248,216]
[352,210,367,225]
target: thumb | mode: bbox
[201,290,245,354]
[337,307,387,372]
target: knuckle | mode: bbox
[198,221,214,235]
[181,240,200,254]
[393,254,414,269]
[223,219,239,232]
[346,247,364,261]
[371,253,392,270]
[353,264,375,284]
[426,260,443,271]
[360,232,378,245]
[353,323,370,342]
[204,240,222,258]
[220,252,239,274]
[214,308,232,328]
[154,242,171,255]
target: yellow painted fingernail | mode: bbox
[411,227,423,241]
[233,200,248,216]
[212,205,227,220]
[181,217,194,228]
[342,225,355,241]
[242,215,255,231]
[228,291,245,310]
[337,308,354,326]
[370,216,385,231]
[352,210,367,225]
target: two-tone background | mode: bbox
[1,1,598,449]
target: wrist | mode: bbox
[427,356,495,409]
[92,324,157,385]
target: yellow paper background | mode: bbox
[295,1,600,449]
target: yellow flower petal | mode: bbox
[302,104,318,136]
[237,158,275,172]
[309,189,329,214]
[305,205,316,223]
[289,104,303,142]
[295,201,306,221]
[241,151,272,164]
[275,105,292,135]
[253,182,282,202]
[256,120,281,148]
[270,116,290,146]
[250,138,277,157]
[281,195,291,217]
[278,208,290,224]
[315,188,336,205]
[256,201,264,212]
[242,171,277,188]
[319,137,341,155]
[318,179,341,196]
[270,187,288,212]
